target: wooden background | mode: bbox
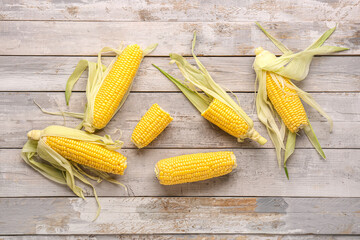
[1,0,359,239]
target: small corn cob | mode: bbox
[131,103,173,148]
[155,151,236,185]
[91,44,143,130]
[266,73,308,133]
[202,98,249,138]
[27,130,127,175]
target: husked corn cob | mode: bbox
[155,151,236,185]
[131,103,173,148]
[202,98,249,138]
[266,73,308,133]
[92,44,143,130]
[45,136,127,175]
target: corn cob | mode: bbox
[266,73,308,133]
[62,43,157,133]
[155,151,236,185]
[253,23,348,178]
[91,44,143,131]
[131,103,173,148]
[202,98,249,138]
[22,125,127,219]
[45,136,127,174]
[152,32,267,145]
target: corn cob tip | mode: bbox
[27,130,42,141]
[255,47,264,55]
[154,165,160,179]
[231,153,237,169]
[131,138,144,149]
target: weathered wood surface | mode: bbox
[2,236,359,240]
[1,0,359,237]
[1,148,359,197]
[0,197,359,235]
[1,56,359,92]
[1,92,358,149]
[2,0,359,22]
[0,21,357,56]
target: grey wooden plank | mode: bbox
[0,21,357,56]
[1,0,359,22]
[0,197,359,234]
[1,235,359,239]
[0,56,358,92]
[1,148,359,197]
[1,92,358,149]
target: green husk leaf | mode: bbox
[305,26,336,50]
[152,64,210,113]
[304,120,326,159]
[293,85,333,131]
[255,23,349,81]
[34,125,124,150]
[82,165,128,189]
[255,22,291,54]
[255,69,285,166]
[21,140,67,185]
[65,60,89,105]
[34,100,85,120]
[166,32,266,144]
[143,43,158,56]
[65,60,107,105]
[284,131,296,179]
[254,23,346,168]
[39,43,157,133]
[22,126,127,220]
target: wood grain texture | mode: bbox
[0,197,359,235]
[1,92,358,149]
[1,235,359,239]
[1,148,359,198]
[0,21,357,56]
[1,56,359,92]
[1,0,359,22]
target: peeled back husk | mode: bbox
[21,125,126,220]
[162,32,267,145]
[253,22,348,172]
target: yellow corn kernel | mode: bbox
[45,136,127,175]
[155,151,236,185]
[201,98,249,138]
[266,73,308,132]
[131,103,173,148]
[92,44,143,130]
